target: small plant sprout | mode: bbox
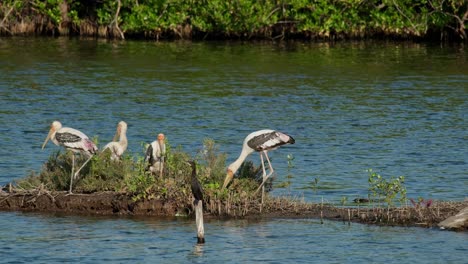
[367,169,407,209]
[311,177,320,193]
[285,154,295,192]
[340,196,348,207]
[287,154,295,169]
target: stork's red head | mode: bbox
[157,133,165,141]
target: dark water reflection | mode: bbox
[0,37,467,262]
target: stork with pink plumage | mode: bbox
[42,120,98,194]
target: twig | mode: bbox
[428,0,467,39]
[348,208,351,226]
[0,1,17,33]
[0,195,11,204]
[391,0,419,34]
[320,196,324,224]
[110,0,124,40]
[266,7,281,21]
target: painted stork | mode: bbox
[102,121,128,161]
[145,133,166,176]
[41,121,98,193]
[222,129,295,199]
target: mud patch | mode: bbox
[0,189,179,216]
[0,189,466,231]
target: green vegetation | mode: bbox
[367,168,407,208]
[340,195,348,206]
[276,153,294,191]
[16,138,269,215]
[0,0,466,40]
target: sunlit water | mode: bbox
[0,211,467,263]
[0,38,467,262]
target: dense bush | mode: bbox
[15,138,269,216]
[0,0,466,40]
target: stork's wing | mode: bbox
[247,131,284,151]
[56,132,83,144]
[103,142,118,155]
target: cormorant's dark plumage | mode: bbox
[188,160,203,202]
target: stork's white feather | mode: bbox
[102,121,128,161]
[223,129,295,189]
[145,133,166,175]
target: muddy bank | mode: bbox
[1,188,466,231]
[0,189,180,216]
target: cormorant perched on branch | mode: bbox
[188,160,205,244]
[188,160,203,203]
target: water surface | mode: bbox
[0,38,467,262]
[0,211,466,263]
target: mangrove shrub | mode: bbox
[0,0,466,40]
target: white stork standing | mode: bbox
[145,133,166,177]
[102,121,128,161]
[41,121,98,193]
[222,129,295,202]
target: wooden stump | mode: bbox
[195,200,205,243]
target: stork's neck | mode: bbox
[119,129,128,148]
[155,139,165,156]
[50,131,59,146]
[228,146,254,175]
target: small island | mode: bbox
[0,139,466,231]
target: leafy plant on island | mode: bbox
[276,153,295,191]
[367,168,407,209]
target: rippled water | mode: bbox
[0,38,467,262]
[0,212,466,263]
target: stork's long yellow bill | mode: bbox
[222,170,234,189]
[41,128,54,149]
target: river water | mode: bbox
[0,38,466,262]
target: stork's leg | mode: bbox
[259,152,267,204]
[255,151,274,197]
[74,155,93,179]
[260,152,267,177]
[263,151,275,179]
[69,154,75,194]
[69,155,93,193]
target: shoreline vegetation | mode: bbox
[1,138,466,231]
[0,0,467,41]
